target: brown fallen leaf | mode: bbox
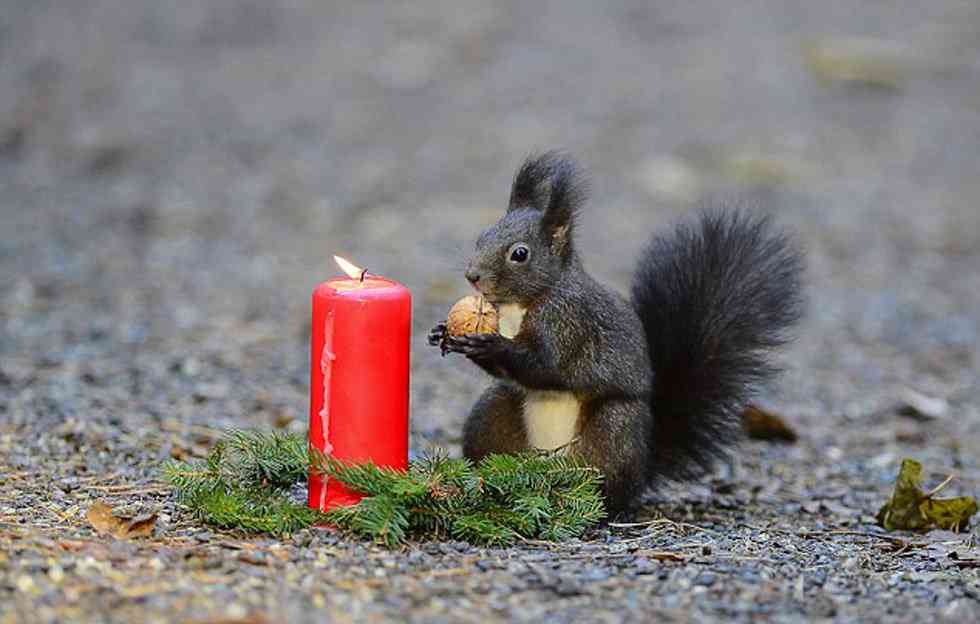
[639,550,690,562]
[741,405,798,443]
[85,501,158,539]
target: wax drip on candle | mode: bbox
[318,310,336,511]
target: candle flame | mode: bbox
[334,255,364,280]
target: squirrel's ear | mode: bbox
[508,152,587,256]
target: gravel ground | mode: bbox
[3,1,980,622]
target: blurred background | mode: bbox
[1,1,979,465]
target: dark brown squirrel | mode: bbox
[428,152,803,514]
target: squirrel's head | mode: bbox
[465,152,587,306]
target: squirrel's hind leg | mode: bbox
[462,383,528,461]
[575,398,652,516]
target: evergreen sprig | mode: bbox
[162,429,323,536]
[163,429,606,546]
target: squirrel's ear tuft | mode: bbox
[508,151,588,256]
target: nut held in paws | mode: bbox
[446,295,498,336]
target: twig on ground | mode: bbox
[923,473,955,498]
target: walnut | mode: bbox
[446,295,498,336]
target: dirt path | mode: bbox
[2,2,979,622]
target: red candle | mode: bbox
[307,256,411,512]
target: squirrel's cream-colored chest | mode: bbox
[523,390,581,450]
[497,303,581,450]
[496,303,526,339]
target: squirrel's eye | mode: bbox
[507,243,530,264]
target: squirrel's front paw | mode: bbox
[445,333,506,361]
[427,322,449,354]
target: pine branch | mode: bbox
[310,450,426,498]
[451,510,520,546]
[163,430,321,536]
[163,429,606,546]
[219,429,308,489]
[180,486,322,535]
[345,494,410,547]
[315,448,606,546]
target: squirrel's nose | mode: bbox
[465,268,481,286]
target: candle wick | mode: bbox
[359,269,368,283]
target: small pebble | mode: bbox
[694,572,717,587]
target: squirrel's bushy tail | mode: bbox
[632,209,803,482]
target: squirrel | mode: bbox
[428,152,803,514]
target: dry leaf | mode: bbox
[86,501,124,536]
[635,549,690,562]
[876,459,977,532]
[86,501,158,539]
[741,405,798,443]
